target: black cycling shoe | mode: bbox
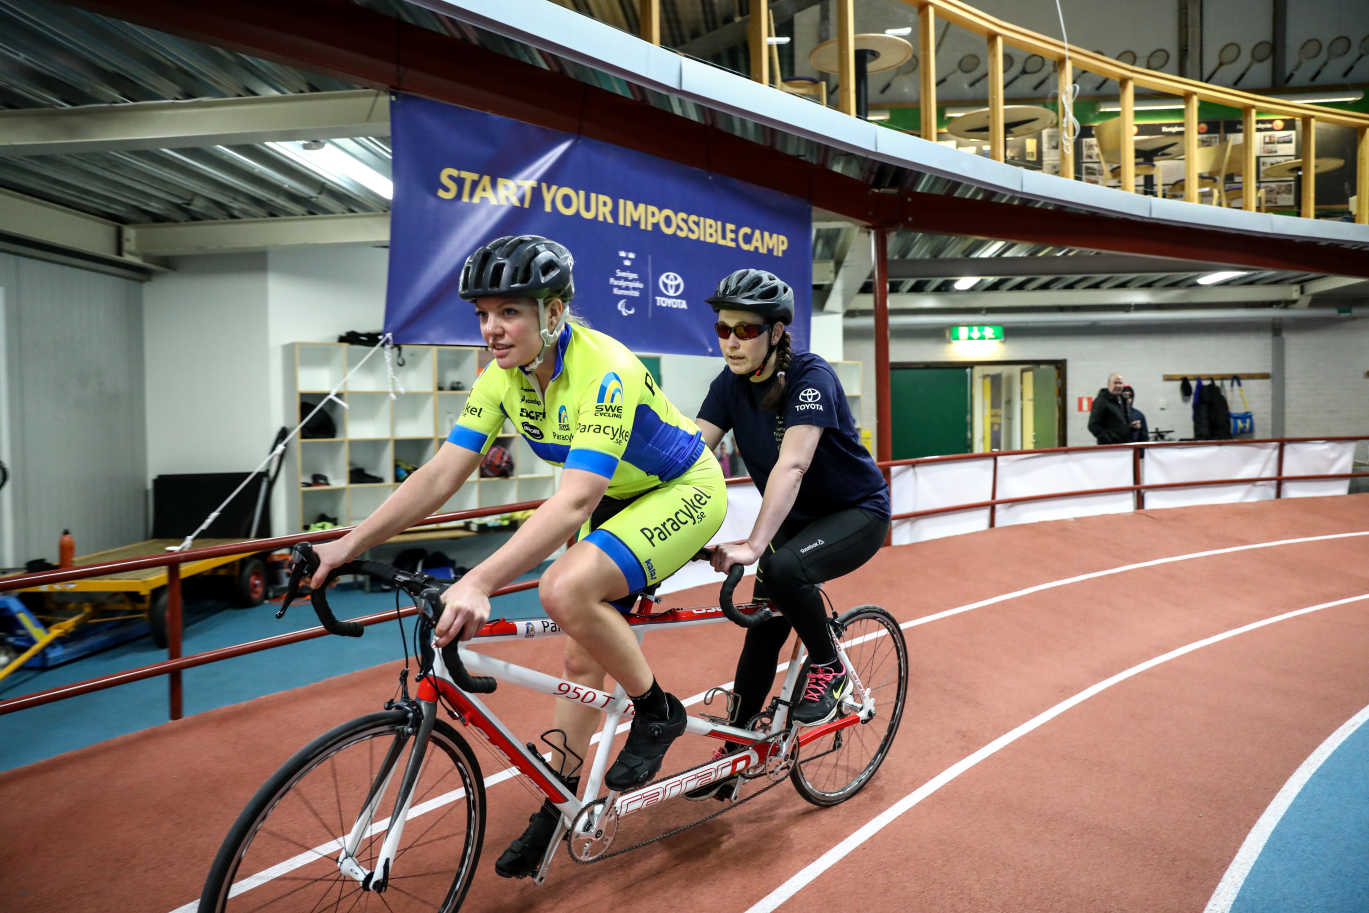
[495,774,578,879]
[494,800,560,879]
[605,693,687,790]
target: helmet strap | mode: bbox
[524,298,566,372]
[750,323,778,379]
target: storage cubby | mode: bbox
[289,342,563,534]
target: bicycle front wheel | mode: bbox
[791,605,908,806]
[200,708,485,913]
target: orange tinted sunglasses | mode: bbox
[714,321,768,340]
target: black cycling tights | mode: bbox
[728,507,889,730]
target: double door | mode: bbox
[890,362,1064,459]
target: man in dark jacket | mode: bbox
[1088,373,1132,444]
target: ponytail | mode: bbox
[759,331,792,412]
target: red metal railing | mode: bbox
[885,436,1369,525]
[1,439,1363,720]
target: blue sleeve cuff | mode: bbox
[447,425,489,452]
[564,448,619,478]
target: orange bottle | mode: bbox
[59,529,75,568]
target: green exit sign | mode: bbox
[949,325,1004,341]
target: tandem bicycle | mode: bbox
[198,541,908,912]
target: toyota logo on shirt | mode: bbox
[795,387,824,412]
[658,272,684,296]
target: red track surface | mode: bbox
[3,495,1367,913]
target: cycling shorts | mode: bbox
[581,450,726,606]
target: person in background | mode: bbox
[1088,372,1132,444]
[308,234,726,878]
[687,268,890,801]
[1121,385,1148,443]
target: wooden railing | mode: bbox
[629,0,1369,225]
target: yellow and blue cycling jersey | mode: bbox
[447,322,725,596]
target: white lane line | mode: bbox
[744,592,1369,913]
[899,530,1369,633]
[1203,701,1369,913]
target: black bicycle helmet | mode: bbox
[705,268,794,324]
[459,234,575,304]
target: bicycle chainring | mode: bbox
[568,798,618,863]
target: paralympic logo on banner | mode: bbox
[384,94,811,357]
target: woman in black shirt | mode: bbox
[689,268,890,799]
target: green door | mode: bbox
[891,367,971,458]
[1030,365,1059,448]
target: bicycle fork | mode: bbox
[335,698,435,893]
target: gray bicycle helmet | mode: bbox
[459,234,575,304]
[705,268,794,325]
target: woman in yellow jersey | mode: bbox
[310,234,726,878]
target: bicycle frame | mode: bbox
[351,600,872,888]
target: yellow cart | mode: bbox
[1,539,274,679]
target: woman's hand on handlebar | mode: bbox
[309,539,355,590]
[434,576,491,646]
[709,539,758,573]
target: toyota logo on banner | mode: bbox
[658,272,684,296]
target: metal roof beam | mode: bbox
[849,284,1304,310]
[0,89,390,155]
[880,253,1260,280]
[124,212,389,256]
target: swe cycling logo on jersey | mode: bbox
[557,405,570,429]
[596,372,624,417]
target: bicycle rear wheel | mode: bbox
[200,708,485,912]
[791,605,908,806]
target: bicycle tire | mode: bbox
[790,605,908,807]
[199,708,486,913]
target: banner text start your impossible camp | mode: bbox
[435,168,791,258]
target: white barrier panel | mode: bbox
[1144,442,1278,508]
[995,449,1135,526]
[1282,440,1355,498]
[658,483,762,596]
[890,460,993,545]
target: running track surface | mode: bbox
[3,495,1367,913]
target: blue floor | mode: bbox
[1,533,551,772]
[1229,714,1369,912]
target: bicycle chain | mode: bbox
[565,761,791,865]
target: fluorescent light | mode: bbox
[953,276,981,290]
[1196,270,1249,285]
[268,140,394,200]
[1097,99,1186,112]
[1269,90,1363,104]
[884,27,913,37]
[867,110,891,122]
[766,36,791,45]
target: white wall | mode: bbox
[3,253,146,563]
[845,315,1369,450]
[0,286,12,567]
[143,253,271,482]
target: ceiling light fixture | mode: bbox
[953,276,981,290]
[766,36,791,45]
[884,27,914,37]
[1195,270,1250,285]
[268,140,394,200]
[1097,99,1187,112]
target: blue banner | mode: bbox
[385,94,811,356]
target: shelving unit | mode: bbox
[287,342,558,534]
